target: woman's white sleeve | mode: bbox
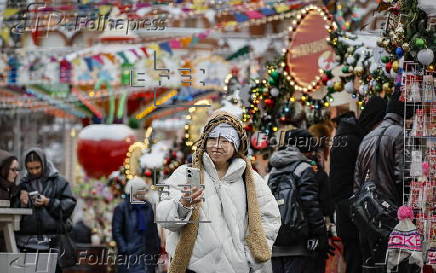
[156,166,193,232]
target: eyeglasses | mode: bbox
[9,167,20,172]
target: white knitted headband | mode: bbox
[208,123,240,150]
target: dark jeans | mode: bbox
[272,256,325,273]
[336,202,363,273]
[186,270,196,273]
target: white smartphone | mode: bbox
[186,167,201,188]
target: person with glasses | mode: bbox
[157,111,280,273]
[0,149,20,202]
[0,149,20,251]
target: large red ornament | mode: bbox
[77,125,136,179]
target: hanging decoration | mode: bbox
[284,5,337,93]
[77,124,136,179]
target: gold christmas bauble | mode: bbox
[383,82,392,92]
[354,66,364,76]
[382,39,390,48]
[403,43,410,52]
[334,81,344,91]
[392,61,400,72]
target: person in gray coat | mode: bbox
[354,88,418,273]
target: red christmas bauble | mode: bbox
[145,170,152,177]
[321,74,330,85]
[264,98,274,107]
[77,125,136,179]
[244,124,254,131]
[385,62,393,72]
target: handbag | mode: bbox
[56,208,77,269]
[349,127,399,240]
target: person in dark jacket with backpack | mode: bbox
[268,129,329,273]
[14,148,76,273]
[112,176,160,273]
[354,89,418,273]
[330,97,387,273]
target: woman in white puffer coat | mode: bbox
[156,111,281,273]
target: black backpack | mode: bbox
[267,162,309,246]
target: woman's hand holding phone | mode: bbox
[180,187,203,208]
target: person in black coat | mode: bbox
[13,148,77,273]
[269,129,329,273]
[112,177,160,273]
[0,149,20,251]
[329,97,387,273]
[0,149,19,202]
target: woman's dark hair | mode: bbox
[25,152,42,164]
[0,156,18,179]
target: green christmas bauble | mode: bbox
[270,70,279,80]
[415,38,425,48]
[375,83,382,92]
[325,70,333,78]
[342,66,349,73]
[381,56,389,63]
[268,77,276,85]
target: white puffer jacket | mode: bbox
[156,153,281,273]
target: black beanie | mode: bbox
[386,87,414,119]
[283,129,318,153]
[358,96,387,135]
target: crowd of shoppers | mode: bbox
[0,88,417,273]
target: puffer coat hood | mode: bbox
[22,148,58,181]
[270,147,308,169]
